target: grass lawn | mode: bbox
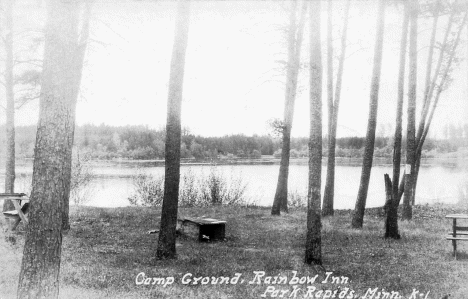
[1,203,468,299]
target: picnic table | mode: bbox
[0,193,30,231]
[446,214,468,259]
[178,217,226,241]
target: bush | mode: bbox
[127,171,164,206]
[179,169,199,206]
[200,167,248,206]
[129,146,156,160]
[251,149,262,159]
[290,149,299,158]
[128,167,248,207]
[201,168,225,205]
[224,171,249,205]
[70,153,96,205]
[288,190,307,208]
[273,149,282,158]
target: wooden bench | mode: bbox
[446,214,468,259]
[178,217,226,241]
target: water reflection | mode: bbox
[0,160,467,209]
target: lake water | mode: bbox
[1,159,468,209]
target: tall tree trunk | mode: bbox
[3,0,16,212]
[392,1,409,208]
[402,0,418,221]
[272,0,297,216]
[156,0,191,259]
[322,0,334,217]
[322,0,350,217]
[272,0,307,215]
[351,0,386,229]
[305,0,322,266]
[61,1,93,231]
[17,0,80,297]
[385,0,409,239]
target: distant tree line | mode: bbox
[0,123,463,161]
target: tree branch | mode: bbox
[14,59,43,68]
[15,94,40,110]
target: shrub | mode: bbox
[70,153,96,205]
[129,146,156,160]
[288,190,307,208]
[224,170,248,205]
[199,167,248,206]
[127,171,164,206]
[201,168,226,205]
[251,149,262,159]
[179,169,200,207]
[273,149,282,158]
[290,149,299,158]
[127,167,248,207]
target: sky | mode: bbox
[2,0,468,138]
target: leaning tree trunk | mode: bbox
[416,0,440,153]
[351,0,386,229]
[272,0,297,216]
[272,0,307,215]
[61,1,93,231]
[156,0,191,259]
[402,0,418,221]
[412,5,455,206]
[385,0,409,239]
[322,0,350,217]
[305,0,322,266]
[3,0,16,212]
[17,0,80,297]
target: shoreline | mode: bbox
[3,155,468,168]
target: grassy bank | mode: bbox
[1,204,467,298]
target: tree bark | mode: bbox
[272,0,307,215]
[156,0,191,259]
[384,174,400,239]
[402,0,418,221]
[3,0,16,212]
[17,0,80,297]
[351,0,386,229]
[305,0,322,266]
[322,0,350,217]
[385,0,409,239]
